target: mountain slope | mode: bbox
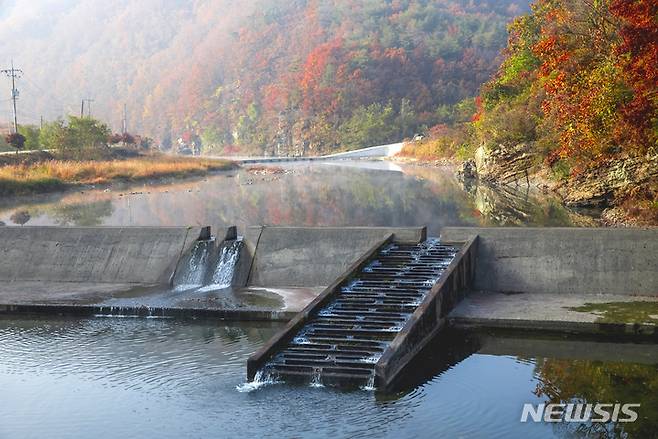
[1,0,530,154]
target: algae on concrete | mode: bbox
[568,302,658,324]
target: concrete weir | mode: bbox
[0,226,209,284]
[444,227,658,336]
[0,225,428,319]
[2,225,658,389]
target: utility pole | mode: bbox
[81,98,94,118]
[1,60,23,134]
[122,103,127,134]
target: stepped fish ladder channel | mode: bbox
[244,239,459,390]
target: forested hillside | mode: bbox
[0,0,530,154]
[454,0,656,224]
[0,0,259,143]
[201,0,531,155]
[475,0,656,170]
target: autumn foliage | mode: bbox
[189,0,530,155]
[4,133,26,153]
[477,0,658,173]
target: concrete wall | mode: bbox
[236,226,426,287]
[441,227,658,296]
[0,226,208,285]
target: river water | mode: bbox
[0,316,656,438]
[0,160,597,233]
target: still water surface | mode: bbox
[0,161,596,234]
[1,316,655,439]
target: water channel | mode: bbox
[1,317,655,438]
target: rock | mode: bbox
[456,159,477,180]
[564,154,658,208]
[475,143,536,185]
[600,207,629,226]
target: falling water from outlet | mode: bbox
[174,237,242,291]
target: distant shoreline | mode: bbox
[0,151,237,198]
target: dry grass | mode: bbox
[0,155,236,196]
[398,127,475,162]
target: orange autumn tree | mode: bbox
[477,0,657,175]
[535,0,625,165]
[610,0,658,153]
[196,0,531,155]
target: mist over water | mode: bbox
[0,161,592,234]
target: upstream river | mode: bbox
[0,160,597,232]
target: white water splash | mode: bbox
[361,373,376,391]
[175,238,242,292]
[236,370,277,393]
[361,354,382,364]
[174,240,213,291]
[309,369,324,388]
[209,239,242,288]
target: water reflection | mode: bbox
[0,317,654,438]
[534,358,658,438]
[0,161,596,234]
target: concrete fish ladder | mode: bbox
[246,234,477,390]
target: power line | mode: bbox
[1,60,23,133]
[20,74,70,112]
[15,88,66,118]
[16,110,42,122]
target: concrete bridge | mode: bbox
[322,142,403,159]
[221,142,404,164]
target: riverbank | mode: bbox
[0,151,236,197]
[395,145,658,227]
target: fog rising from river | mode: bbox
[0,161,591,234]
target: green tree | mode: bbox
[39,119,72,151]
[396,98,417,139]
[339,102,398,149]
[18,125,41,150]
[67,116,110,149]
[39,117,110,153]
[0,133,9,151]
